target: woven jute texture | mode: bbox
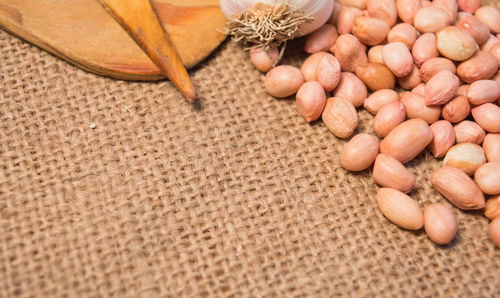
[1,13,500,298]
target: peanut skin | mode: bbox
[265,66,305,98]
[373,101,406,138]
[305,24,339,54]
[419,57,456,83]
[383,42,414,77]
[356,63,396,91]
[322,97,359,138]
[483,133,500,162]
[331,34,368,72]
[377,188,424,230]
[425,70,460,106]
[296,81,327,123]
[424,203,457,245]
[428,120,455,158]
[457,51,499,83]
[472,103,500,133]
[442,96,471,123]
[397,0,421,24]
[373,154,416,193]
[380,118,434,163]
[364,89,399,114]
[454,120,486,144]
[412,33,439,67]
[334,72,367,107]
[341,133,379,171]
[401,92,441,124]
[352,16,390,46]
[431,166,485,210]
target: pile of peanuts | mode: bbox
[250,0,500,247]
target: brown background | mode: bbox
[1,10,500,297]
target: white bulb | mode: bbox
[220,0,334,46]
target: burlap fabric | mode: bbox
[1,10,500,298]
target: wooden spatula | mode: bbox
[99,0,196,101]
[0,0,226,81]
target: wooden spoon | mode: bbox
[0,0,227,81]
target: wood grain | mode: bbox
[99,0,196,101]
[0,0,227,81]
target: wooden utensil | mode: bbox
[0,0,227,81]
[99,0,196,101]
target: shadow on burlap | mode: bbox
[1,15,499,298]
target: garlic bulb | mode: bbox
[221,0,334,47]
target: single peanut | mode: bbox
[475,6,500,33]
[428,120,455,158]
[431,166,485,210]
[367,0,398,27]
[457,51,499,83]
[443,143,486,175]
[398,65,422,90]
[305,24,339,54]
[457,0,480,13]
[317,54,342,92]
[367,45,385,64]
[414,6,453,33]
[425,70,460,106]
[432,0,458,20]
[380,118,434,163]
[397,0,421,24]
[364,89,399,114]
[489,217,500,248]
[475,162,500,195]
[457,15,490,46]
[436,26,478,61]
[322,97,359,138]
[337,6,364,34]
[424,203,458,245]
[377,188,424,230]
[331,34,368,72]
[466,80,500,105]
[387,23,418,49]
[382,42,414,78]
[411,83,426,96]
[471,103,500,133]
[341,133,379,171]
[400,92,441,124]
[296,81,327,123]
[250,46,279,72]
[301,52,329,81]
[412,33,439,67]
[265,66,305,98]
[373,154,416,193]
[352,16,390,46]
[485,195,500,220]
[355,62,396,91]
[334,72,367,108]
[373,101,406,138]
[442,95,471,123]
[419,57,456,82]
[483,133,500,162]
[454,120,486,144]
